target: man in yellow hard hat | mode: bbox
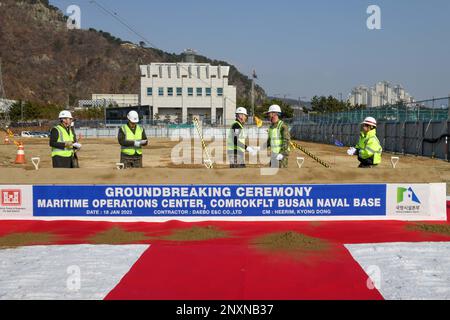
[49,110,81,168]
[265,104,291,168]
[118,110,148,168]
[347,117,383,168]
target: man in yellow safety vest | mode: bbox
[49,110,81,168]
[266,104,291,168]
[347,117,383,168]
[226,107,258,168]
[118,110,148,168]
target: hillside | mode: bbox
[0,0,266,107]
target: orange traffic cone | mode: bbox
[14,144,26,164]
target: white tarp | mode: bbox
[346,242,450,300]
[0,245,149,300]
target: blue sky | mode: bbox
[50,0,450,100]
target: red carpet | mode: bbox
[0,203,449,300]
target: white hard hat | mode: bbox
[265,104,282,114]
[235,107,248,116]
[362,117,377,127]
[127,110,139,123]
[59,110,73,119]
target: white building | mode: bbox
[349,81,414,108]
[140,62,237,124]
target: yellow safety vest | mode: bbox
[227,121,246,153]
[356,129,383,164]
[51,125,74,158]
[121,124,143,156]
[269,120,286,154]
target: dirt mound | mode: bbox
[252,231,328,253]
[159,226,229,242]
[407,223,450,237]
[0,232,57,249]
[89,227,148,244]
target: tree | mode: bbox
[255,98,294,119]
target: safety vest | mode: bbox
[121,124,143,156]
[269,120,288,154]
[227,121,246,153]
[356,129,383,164]
[51,125,75,158]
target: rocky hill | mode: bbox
[0,0,266,106]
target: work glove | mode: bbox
[134,141,141,148]
[347,147,357,156]
[140,140,148,145]
[276,154,284,161]
[73,143,82,150]
[246,146,258,157]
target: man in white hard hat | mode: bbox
[265,104,291,168]
[226,107,258,168]
[49,110,82,168]
[347,117,383,168]
[118,110,148,168]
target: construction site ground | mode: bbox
[0,136,449,193]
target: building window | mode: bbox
[188,88,193,97]
[168,87,174,96]
[147,88,153,96]
[217,88,223,97]
[177,87,182,96]
[196,88,203,96]
[206,88,211,97]
[158,87,164,96]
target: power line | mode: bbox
[88,0,243,111]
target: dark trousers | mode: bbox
[228,150,246,168]
[120,154,143,169]
[52,155,74,168]
[358,156,377,168]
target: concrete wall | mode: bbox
[291,121,450,160]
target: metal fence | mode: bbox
[291,120,450,161]
[294,97,450,125]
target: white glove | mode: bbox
[347,147,357,156]
[140,140,148,145]
[134,141,141,148]
[246,146,255,154]
[276,154,284,161]
[73,143,82,150]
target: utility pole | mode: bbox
[251,70,257,121]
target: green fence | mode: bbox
[296,97,450,124]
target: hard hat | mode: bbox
[59,110,73,119]
[265,104,282,114]
[235,107,248,116]
[362,117,377,127]
[127,110,140,123]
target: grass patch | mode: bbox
[0,232,57,249]
[159,226,229,242]
[89,227,148,244]
[407,223,450,237]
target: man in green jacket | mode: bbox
[347,117,383,168]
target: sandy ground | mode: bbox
[0,136,449,192]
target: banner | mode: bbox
[0,184,446,221]
[32,184,386,218]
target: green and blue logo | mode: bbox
[397,187,421,205]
